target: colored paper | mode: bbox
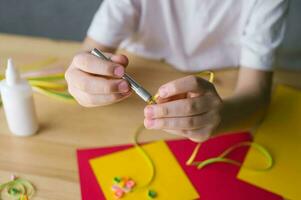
[77,145,130,200]
[77,132,283,200]
[238,85,301,200]
[168,134,282,200]
[89,141,199,200]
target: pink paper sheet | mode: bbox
[77,132,283,200]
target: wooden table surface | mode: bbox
[0,33,300,200]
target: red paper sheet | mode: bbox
[77,132,283,200]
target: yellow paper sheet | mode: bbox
[238,85,301,200]
[90,141,199,200]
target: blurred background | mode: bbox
[0,0,300,69]
[0,0,102,41]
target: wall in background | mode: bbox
[0,0,103,41]
[277,0,301,69]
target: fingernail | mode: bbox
[144,119,154,128]
[114,66,124,77]
[121,91,131,97]
[144,106,154,118]
[159,87,168,98]
[118,81,129,92]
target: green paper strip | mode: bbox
[29,80,67,90]
[0,178,35,200]
[27,73,65,81]
[32,86,75,103]
[133,125,156,189]
[186,141,273,171]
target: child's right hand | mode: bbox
[65,52,132,107]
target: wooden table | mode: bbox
[0,34,300,200]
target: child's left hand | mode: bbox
[144,75,222,142]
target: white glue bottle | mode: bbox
[0,58,39,136]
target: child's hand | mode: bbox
[144,75,222,142]
[65,52,132,107]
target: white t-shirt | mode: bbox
[87,0,288,72]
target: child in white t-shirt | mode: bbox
[65,0,288,142]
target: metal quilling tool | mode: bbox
[90,48,155,104]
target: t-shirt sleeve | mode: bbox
[240,0,289,71]
[87,0,140,48]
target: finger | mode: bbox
[110,54,129,66]
[158,75,213,98]
[163,128,212,143]
[155,94,187,104]
[65,68,130,94]
[68,85,131,107]
[184,125,215,142]
[188,131,211,142]
[71,52,125,78]
[144,111,219,130]
[144,94,220,118]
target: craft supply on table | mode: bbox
[186,141,273,170]
[238,85,301,200]
[0,57,75,135]
[77,132,282,200]
[0,59,38,136]
[111,177,136,198]
[89,140,199,200]
[0,175,35,200]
